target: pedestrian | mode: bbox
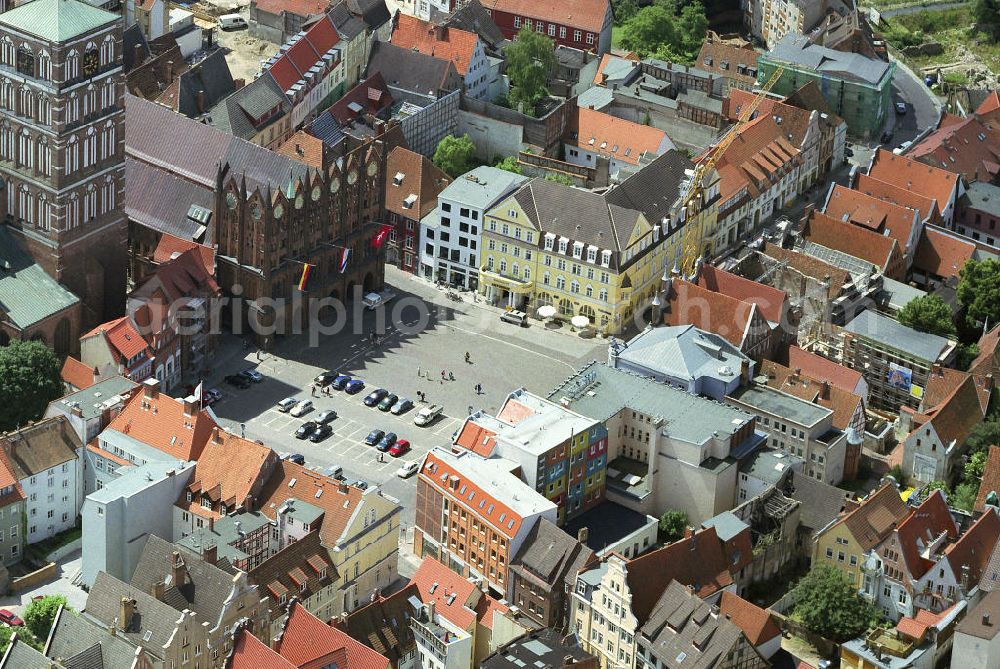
[448,371,455,381]
[311,386,317,397]
[417,366,421,377]
[441,370,446,380]
[465,351,471,364]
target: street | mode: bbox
[888,56,942,147]
[205,267,607,524]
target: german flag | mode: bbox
[298,263,313,291]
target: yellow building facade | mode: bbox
[479,167,718,335]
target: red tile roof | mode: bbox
[868,149,960,215]
[786,345,864,395]
[978,91,1000,115]
[256,460,366,548]
[943,506,1000,585]
[918,374,984,448]
[801,210,902,277]
[391,14,479,75]
[268,15,341,91]
[83,316,153,366]
[713,114,800,202]
[832,483,910,552]
[567,107,672,166]
[824,184,919,255]
[698,264,786,324]
[454,419,497,457]
[277,131,328,170]
[909,108,1000,182]
[61,356,99,391]
[410,557,510,630]
[854,173,940,225]
[105,385,218,462]
[153,234,215,277]
[894,490,957,580]
[624,526,735,624]
[230,630,298,669]
[896,615,929,641]
[664,278,755,348]
[718,591,780,646]
[180,429,277,518]
[976,447,1000,512]
[971,324,1000,379]
[914,226,976,281]
[486,0,610,34]
[496,397,535,425]
[254,0,330,22]
[384,146,452,221]
[276,602,389,669]
[323,72,393,125]
[0,446,25,507]
[697,37,758,87]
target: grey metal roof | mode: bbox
[510,517,593,587]
[87,461,193,504]
[576,85,614,110]
[0,0,117,41]
[124,158,215,242]
[678,88,723,114]
[176,510,270,564]
[85,572,181,658]
[0,637,51,669]
[482,628,595,669]
[51,376,138,422]
[366,41,462,98]
[48,604,140,669]
[844,309,953,362]
[123,23,152,72]
[765,33,892,86]
[0,227,79,330]
[614,324,749,383]
[604,150,693,232]
[728,384,830,427]
[701,510,748,542]
[598,54,639,85]
[786,470,850,532]
[130,535,238,627]
[738,447,803,484]
[548,362,754,447]
[177,50,236,118]
[962,181,1000,218]
[881,277,927,312]
[438,166,528,210]
[328,2,367,40]
[209,73,289,140]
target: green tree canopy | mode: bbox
[504,28,556,115]
[0,340,63,433]
[23,595,67,643]
[897,294,956,338]
[432,134,477,178]
[958,258,1000,331]
[973,0,1000,37]
[792,565,878,642]
[658,510,688,543]
[494,156,523,174]
[966,420,1000,456]
[619,1,707,61]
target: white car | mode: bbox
[396,461,419,478]
[413,404,442,426]
[277,397,298,413]
[290,400,314,417]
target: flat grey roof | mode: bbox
[844,309,953,362]
[702,510,748,542]
[738,447,804,483]
[730,384,830,427]
[614,324,749,383]
[765,33,892,86]
[548,362,753,446]
[963,181,1000,218]
[438,166,529,210]
[52,376,137,421]
[87,460,193,503]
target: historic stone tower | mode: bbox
[0,0,128,326]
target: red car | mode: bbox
[389,439,410,457]
[0,609,23,626]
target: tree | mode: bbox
[966,450,988,481]
[973,0,1000,37]
[897,294,956,338]
[658,510,688,543]
[23,595,67,642]
[966,420,1000,456]
[0,340,63,433]
[620,5,677,57]
[494,156,523,175]
[504,28,556,115]
[0,626,11,654]
[674,2,709,60]
[888,464,905,484]
[956,343,980,372]
[958,258,1000,332]
[792,565,877,642]
[432,134,477,178]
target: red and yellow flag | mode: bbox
[298,263,313,291]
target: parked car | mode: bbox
[315,409,337,424]
[364,389,389,407]
[224,374,251,388]
[414,404,443,426]
[330,374,351,390]
[396,461,419,478]
[345,379,365,394]
[391,398,414,415]
[314,371,339,386]
[325,464,344,479]
[277,397,299,412]
[354,480,369,490]
[389,439,410,457]
[377,393,399,411]
[376,432,398,452]
[895,102,907,115]
[365,429,385,446]
[295,421,318,439]
[290,400,314,417]
[0,609,23,626]
[204,388,223,406]
[240,369,264,383]
[309,424,333,442]
[500,309,528,326]
[286,453,306,465]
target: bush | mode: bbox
[23,595,68,642]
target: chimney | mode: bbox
[211,426,224,444]
[433,24,447,41]
[203,542,218,565]
[196,90,206,114]
[740,359,751,386]
[821,380,830,400]
[152,579,165,601]
[932,363,943,377]
[170,551,186,588]
[985,613,992,627]
[70,403,83,418]
[295,143,304,156]
[143,377,160,399]
[577,527,588,544]
[133,43,145,67]
[165,60,174,85]
[338,482,349,494]
[208,515,215,532]
[233,78,246,90]
[564,656,575,667]
[184,396,199,417]
[426,600,436,621]
[119,597,135,631]
[683,526,695,539]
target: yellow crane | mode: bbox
[677,65,785,278]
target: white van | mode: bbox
[500,309,528,326]
[218,14,247,30]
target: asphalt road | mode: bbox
[205,267,606,524]
[888,56,942,147]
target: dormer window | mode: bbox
[558,239,568,254]
[601,250,612,267]
[186,492,193,502]
[201,497,211,509]
[573,242,583,259]
[544,234,555,251]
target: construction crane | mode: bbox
[676,65,786,278]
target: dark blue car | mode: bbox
[345,379,365,394]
